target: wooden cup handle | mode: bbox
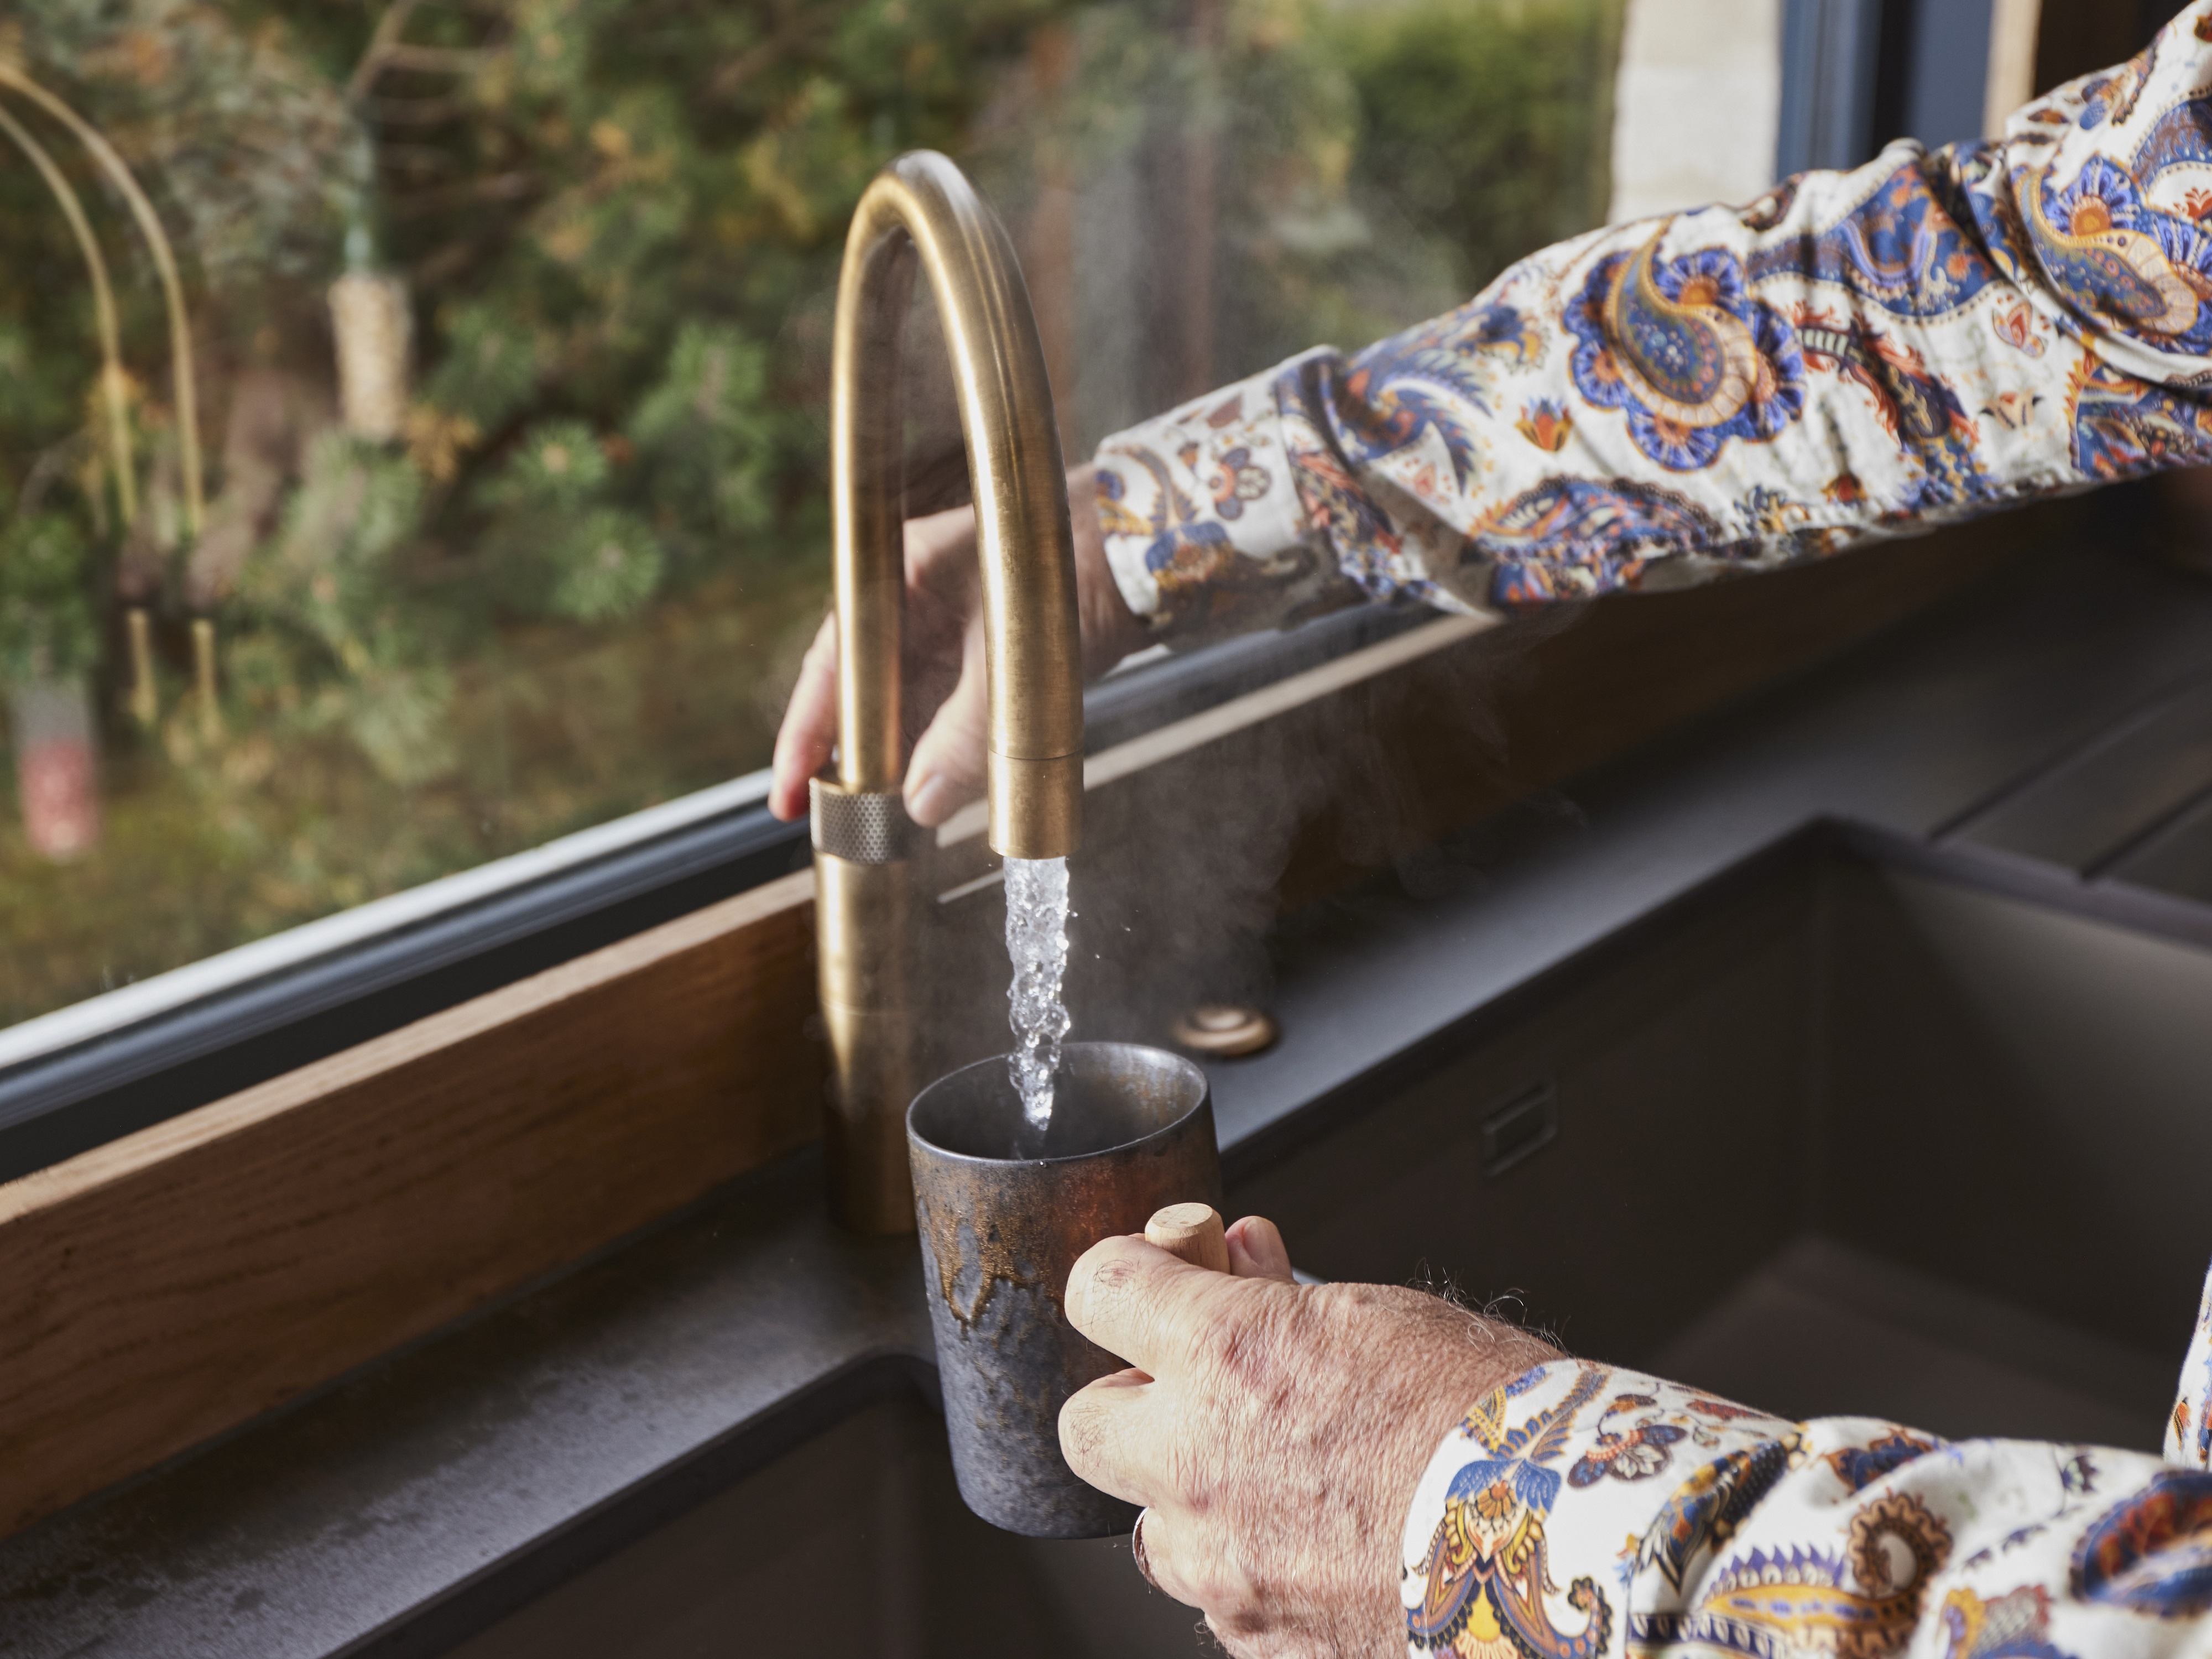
[1146,1203,1230,1274]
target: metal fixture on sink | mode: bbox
[1171,1002,1279,1057]
[813,151,1086,1233]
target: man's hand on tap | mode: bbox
[1060,1216,1562,1659]
[768,462,1149,827]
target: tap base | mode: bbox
[816,851,920,1234]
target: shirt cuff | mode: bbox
[1400,1360,1794,1656]
[1091,363,1353,646]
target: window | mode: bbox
[1,0,1627,1046]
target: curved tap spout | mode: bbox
[832,150,1085,855]
[813,152,1084,1232]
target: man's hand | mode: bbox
[1060,1216,1561,1658]
[768,463,1148,827]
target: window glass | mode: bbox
[1,0,1627,1031]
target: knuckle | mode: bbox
[1057,1398,1106,1473]
[1209,1287,1298,1401]
[1067,1243,1142,1335]
[1163,1434,1215,1511]
[1212,1310,1273,1391]
[1088,1250,1149,1318]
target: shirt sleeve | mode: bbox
[1401,1359,2212,1659]
[2164,1262,2212,1468]
[1094,9,2212,646]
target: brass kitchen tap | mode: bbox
[813,152,1084,1232]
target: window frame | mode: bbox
[0,600,1436,1187]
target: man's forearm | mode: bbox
[1094,7,2212,648]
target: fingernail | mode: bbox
[907,773,949,826]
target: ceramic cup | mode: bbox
[906,1041,1219,1537]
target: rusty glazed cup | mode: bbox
[906,1041,1220,1537]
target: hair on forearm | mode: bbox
[1407,1260,1574,1359]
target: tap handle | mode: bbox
[1145,1203,1230,1274]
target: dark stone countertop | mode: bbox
[9,531,2212,1657]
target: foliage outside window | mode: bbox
[0,0,1621,1030]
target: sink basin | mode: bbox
[1243,826,2199,1447]
[448,827,2208,1656]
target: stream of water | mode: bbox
[1004,855,1071,1129]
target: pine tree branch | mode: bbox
[378,43,495,74]
[351,0,497,103]
[366,93,468,125]
[348,0,427,102]
[708,5,830,100]
[388,170,539,217]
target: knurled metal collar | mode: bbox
[810,778,924,865]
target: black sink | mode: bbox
[1244,826,2200,1447]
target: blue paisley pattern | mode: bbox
[1792,309,1991,510]
[2123,94,2212,179]
[2070,357,2212,477]
[1406,1367,1616,1658]
[1473,477,1717,604]
[1329,297,1543,485]
[1401,1335,2212,1659]
[1094,372,1358,640]
[2024,158,2212,355]
[2069,1471,2212,1618]
[1566,239,1806,471]
[1092,0,2212,633]
[1953,145,2043,295]
[2079,39,2161,132]
[1747,158,2001,319]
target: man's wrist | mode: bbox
[1391,1324,1562,1514]
[1091,362,1348,647]
[1366,1313,1563,1639]
[1398,1358,1800,1659]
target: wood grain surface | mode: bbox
[0,869,821,1538]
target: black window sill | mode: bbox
[0,602,1423,1188]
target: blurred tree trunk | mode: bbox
[1139,0,1220,412]
[1024,23,1083,458]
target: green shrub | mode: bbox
[1331,0,1623,299]
[0,512,97,683]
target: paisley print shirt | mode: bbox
[1386,1285,2212,1659]
[1396,1329,2212,1659]
[1090,4,2212,640]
